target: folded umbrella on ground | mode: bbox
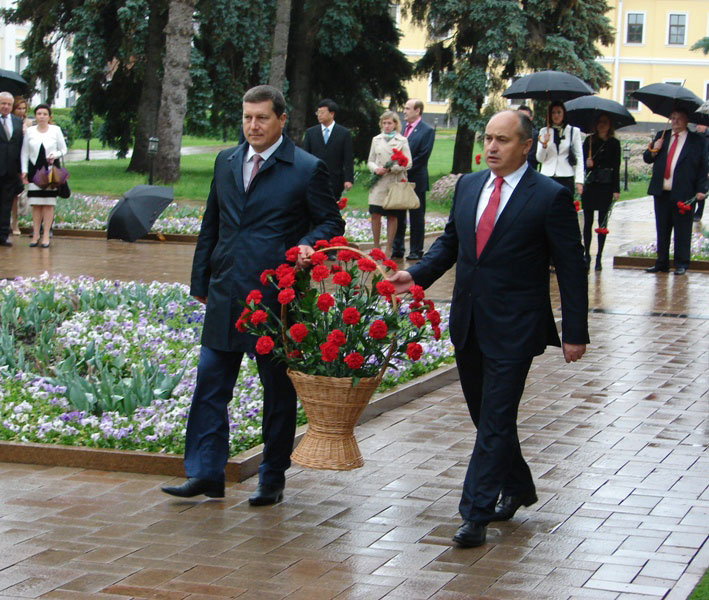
[107,184,173,243]
[564,96,636,133]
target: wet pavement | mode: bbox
[0,197,708,599]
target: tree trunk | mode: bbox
[127,0,168,173]
[154,0,195,183]
[268,0,292,90]
[452,122,475,174]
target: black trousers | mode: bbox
[653,191,693,269]
[455,335,535,525]
[0,173,18,241]
[393,186,426,257]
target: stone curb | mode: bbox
[613,255,709,271]
[0,363,458,482]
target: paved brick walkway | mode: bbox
[0,197,707,598]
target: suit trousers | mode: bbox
[393,187,426,256]
[455,335,534,524]
[0,173,18,241]
[184,346,297,487]
[653,191,693,269]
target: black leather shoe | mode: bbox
[161,478,224,498]
[0,239,12,247]
[674,267,687,275]
[452,521,487,547]
[248,484,284,506]
[390,252,404,259]
[406,253,423,261]
[595,259,602,271]
[491,491,538,521]
[645,265,669,273]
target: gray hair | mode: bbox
[0,91,14,102]
[243,85,286,117]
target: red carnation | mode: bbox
[574,200,581,212]
[427,309,441,326]
[311,264,330,282]
[260,269,276,285]
[332,271,352,286]
[330,264,343,273]
[250,310,268,325]
[289,323,308,343]
[344,352,364,370]
[369,248,386,261]
[432,325,441,341]
[314,240,330,250]
[285,246,301,263]
[594,227,609,235]
[327,329,346,346]
[409,284,425,301]
[342,307,361,325]
[255,336,275,355]
[382,259,398,271]
[376,280,395,297]
[245,290,262,305]
[475,154,481,165]
[423,299,435,310]
[357,257,377,272]
[310,251,328,265]
[409,301,422,310]
[275,263,294,278]
[278,288,296,304]
[278,272,295,288]
[406,342,423,361]
[330,235,348,246]
[409,311,426,327]
[368,320,388,339]
[320,341,339,362]
[337,197,348,210]
[287,350,302,359]
[336,249,359,262]
[316,293,335,312]
[235,318,247,332]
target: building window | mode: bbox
[668,14,687,45]
[388,3,399,26]
[626,13,644,44]
[705,82,709,101]
[623,80,640,110]
[429,77,446,104]
[507,77,524,107]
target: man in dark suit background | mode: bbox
[392,98,435,260]
[389,110,589,547]
[517,104,538,171]
[643,109,708,275]
[303,99,354,199]
[162,85,345,505]
[691,123,708,223]
[0,91,23,246]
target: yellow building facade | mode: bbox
[395,0,709,127]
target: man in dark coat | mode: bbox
[0,92,24,246]
[302,98,354,199]
[388,110,589,547]
[392,98,435,260]
[691,123,709,223]
[162,85,345,505]
[517,105,539,171]
[643,109,708,275]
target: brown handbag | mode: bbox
[382,181,419,210]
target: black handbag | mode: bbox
[56,158,71,198]
[567,126,577,167]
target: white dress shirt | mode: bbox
[662,129,688,191]
[243,135,283,190]
[476,162,528,228]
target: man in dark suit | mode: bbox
[643,109,708,275]
[517,105,538,171]
[691,123,708,223]
[392,98,435,260]
[162,85,345,505]
[302,99,354,199]
[0,92,23,246]
[389,110,589,547]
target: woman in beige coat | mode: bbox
[366,110,412,257]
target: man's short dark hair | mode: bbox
[317,98,338,114]
[514,111,533,142]
[517,104,533,117]
[411,99,424,114]
[671,106,689,117]
[243,85,287,117]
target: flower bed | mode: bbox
[626,231,709,261]
[17,195,448,242]
[0,275,454,456]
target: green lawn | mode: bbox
[68,135,239,152]
[690,570,709,600]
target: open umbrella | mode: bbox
[0,69,29,96]
[631,83,703,119]
[690,100,709,127]
[107,184,173,242]
[502,70,595,102]
[564,96,636,133]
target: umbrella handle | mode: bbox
[647,119,670,154]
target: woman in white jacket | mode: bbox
[536,101,584,198]
[21,104,67,248]
[366,110,412,258]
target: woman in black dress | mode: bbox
[581,114,620,271]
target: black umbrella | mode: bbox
[502,70,595,102]
[0,69,29,96]
[107,185,173,242]
[631,83,703,119]
[564,96,636,134]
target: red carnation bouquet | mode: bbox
[365,147,410,190]
[237,236,439,381]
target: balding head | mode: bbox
[483,111,533,176]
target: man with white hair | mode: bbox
[0,91,24,246]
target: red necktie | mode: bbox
[476,176,504,258]
[247,154,262,190]
[404,123,412,138]
[664,133,679,180]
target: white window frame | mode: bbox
[622,78,643,112]
[427,73,447,105]
[625,11,646,45]
[704,81,709,101]
[388,3,400,27]
[667,12,688,47]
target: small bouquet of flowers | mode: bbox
[677,195,699,216]
[365,148,409,190]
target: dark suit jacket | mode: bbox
[527,127,539,170]
[405,120,435,194]
[0,114,23,177]
[408,167,589,360]
[303,123,354,197]
[643,130,708,201]
[191,136,345,352]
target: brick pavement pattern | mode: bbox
[0,197,707,598]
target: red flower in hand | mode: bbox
[278,288,296,304]
[310,251,328,265]
[235,318,247,332]
[406,342,423,361]
[314,240,330,250]
[376,280,395,298]
[475,154,481,165]
[382,259,398,271]
[250,310,268,325]
[337,197,348,210]
[368,320,388,339]
[344,352,364,370]
[285,246,301,263]
[342,307,361,324]
[316,293,335,312]
[289,323,308,343]
[255,336,275,355]
[409,284,425,301]
[332,271,352,286]
[320,341,339,362]
[245,290,262,305]
[327,329,346,346]
[311,264,330,282]
[574,200,581,212]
